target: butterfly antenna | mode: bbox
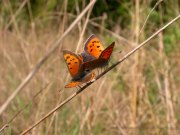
[80,84,84,87]
[100,67,103,74]
[105,65,109,70]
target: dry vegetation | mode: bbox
[0,0,180,135]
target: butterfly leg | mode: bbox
[97,68,100,75]
[75,86,79,91]
[99,67,101,74]
[99,68,102,75]
[77,85,82,89]
[104,65,108,71]
[100,66,107,74]
[80,84,85,88]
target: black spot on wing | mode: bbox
[66,56,70,60]
[90,44,94,47]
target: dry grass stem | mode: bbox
[138,0,163,36]
[75,6,93,53]
[5,0,29,30]
[0,124,9,133]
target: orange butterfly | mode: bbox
[63,50,95,88]
[80,34,115,71]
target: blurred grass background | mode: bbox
[0,0,180,134]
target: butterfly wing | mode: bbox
[83,42,115,70]
[65,72,95,88]
[99,42,115,60]
[65,81,81,88]
[83,34,104,59]
[63,50,83,78]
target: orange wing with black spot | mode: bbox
[65,81,81,88]
[83,42,115,71]
[99,42,115,60]
[84,34,104,58]
[63,50,82,78]
[65,72,95,88]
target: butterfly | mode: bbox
[63,50,95,88]
[80,34,115,71]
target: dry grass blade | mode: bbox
[0,83,49,134]
[138,0,163,36]
[0,0,96,116]
[19,14,180,135]
[8,83,50,124]
[5,0,29,30]
[75,6,93,53]
[89,21,133,46]
[20,93,77,135]
[0,124,9,133]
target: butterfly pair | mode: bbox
[63,34,115,88]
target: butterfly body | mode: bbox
[79,52,95,63]
[70,70,89,81]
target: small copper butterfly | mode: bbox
[63,50,95,88]
[80,34,115,71]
